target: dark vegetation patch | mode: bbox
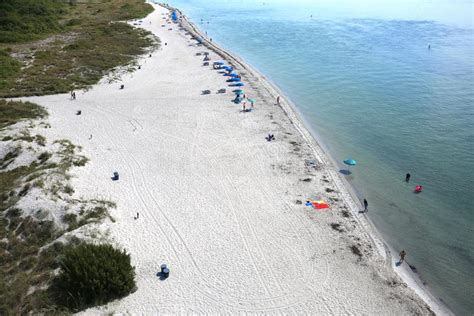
[341,209,350,218]
[0,100,47,129]
[0,100,119,313]
[350,244,363,258]
[0,207,71,314]
[52,243,136,311]
[0,0,66,43]
[0,0,156,97]
[330,222,344,232]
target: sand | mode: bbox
[19,3,449,314]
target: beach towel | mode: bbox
[305,200,330,210]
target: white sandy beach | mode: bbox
[18,3,449,314]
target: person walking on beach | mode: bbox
[399,250,406,264]
[276,95,280,105]
[136,212,139,219]
[242,102,246,112]
[363,199,368,212]
[405,173,411,182]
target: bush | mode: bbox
[53,243,135,311]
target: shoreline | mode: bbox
[171,4,452,315]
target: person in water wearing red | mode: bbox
[415,185,423,193]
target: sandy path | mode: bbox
[22,3,437,314]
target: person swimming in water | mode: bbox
[405,173,411,182]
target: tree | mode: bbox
[53,243,136,311]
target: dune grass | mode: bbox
[0,0,157,97]
[0,100,47,129]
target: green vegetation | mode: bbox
[0,0,157,97]
[0,49,21,89]
[0,100,118,313]
[0,209,68,314]
[0,0,67,43]
[53,243,135,311]
[0,0,148,311]
[0,100,47,129]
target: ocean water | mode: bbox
[164,0,474,314]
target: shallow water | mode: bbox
[165,0,474,313]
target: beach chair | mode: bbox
[217,88,226,94]
[202,90,211,95]
[203,62,209,66]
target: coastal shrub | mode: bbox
[53,243,136,311]
[0,100,47,129]
[0,0,156,97]
[37,151,51,163]
[0,49,21,89]
[0,0,67,43]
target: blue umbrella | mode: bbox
[230,78,241,82]
[213,61,224,65]
[233,89,243,93]
[343,158,357,174]
[222,66,231,70]
[229,73,239,78]
[234,82,244,87]
[344,159,357,166]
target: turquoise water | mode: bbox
[165,0,474,313]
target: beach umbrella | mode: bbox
[247,98,256,104]
[343,158,357,173]
[213,61,224,65]
[234,82,244,87]
[233,89,243,93]
[344,159,357,166]
[230,78,241,82]
[229,73,239,77]
[235,90,244,95]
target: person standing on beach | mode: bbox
[399,250,406,264]
[242,102,246,112]
[363,199,368,212]
[405,173,411,182]
[277,95,280,105]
